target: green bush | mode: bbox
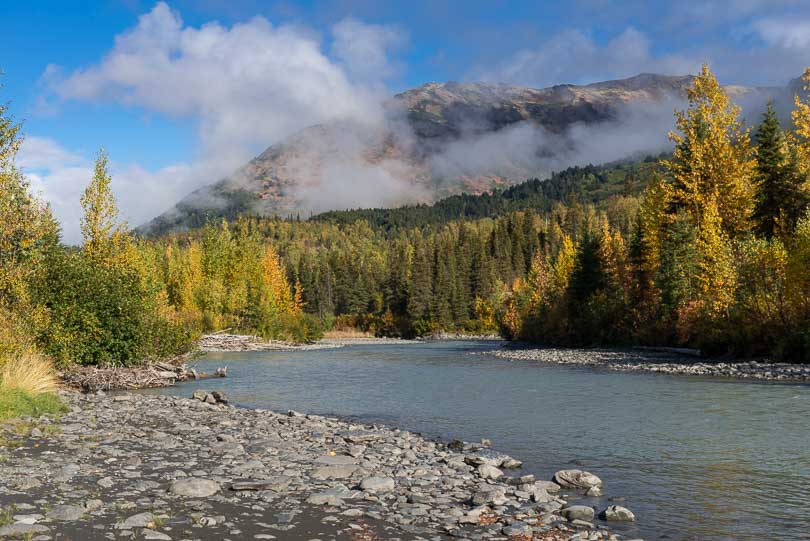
[279,313,324,343]
[36,252,191,366]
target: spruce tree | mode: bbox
[753,101,787,238]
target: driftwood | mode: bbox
[60,361,227,392]
[632,346,703,358]
[198,333,298,352]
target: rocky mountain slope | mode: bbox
[140,73,773,235]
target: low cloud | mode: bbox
[477,28,697,88]
[427,98,682,188]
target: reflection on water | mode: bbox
[143,341,810,541]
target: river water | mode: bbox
[145,341,810,540]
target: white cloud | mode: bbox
[331,18,406,88]
[18,136,236,244]
[478,27,697,88]
[753,17,810,50]
[48,2,399,155]
[34,2,406,237]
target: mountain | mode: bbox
[140,73,772,235]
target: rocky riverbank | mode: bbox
[493,347,810,382]
[0,390,640,541]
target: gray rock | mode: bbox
[464,449,511,467]
[359,476,395,492]
[170,478,220,497]
[561,505,595,522]
[601,505,635,521]
[502,522,532,536]
[84,499,104,512]
[553,469,603,489]
[471,487,507,506]
[0,524,49,537]
[46,505,85,521]
[533,480,560,493]
[476,464,503,480]
[117,512,155,529]
[12,514,43,525]
[142,528,172,540]
[314,455,357,465]
[306,493,343,506]
[97,476,114,488]
[311,465,359,480]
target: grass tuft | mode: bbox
[0,352,58,395]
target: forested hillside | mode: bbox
[155,66,810,360]
[312,157,663,234]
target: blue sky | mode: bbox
[5,0,810,241]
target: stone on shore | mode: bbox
[471,487,508,506]
[477,464,503,479]
[116,512,155,529]
[45,504,85,521]
[359,476,395,492]
[311,464,359,480]
[169,478,220,497]
[0,524,50,537]
[561,505,596,522]
[142,529,172,540]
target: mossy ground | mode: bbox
[0,389,64,421]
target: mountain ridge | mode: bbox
[140,73,778,236]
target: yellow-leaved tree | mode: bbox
[0,103,59,359]
[80,149,123,259]
[663,64,756,237]
[791,68,810,173]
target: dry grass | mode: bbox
[0,352,58,395]
[323,329,375,339]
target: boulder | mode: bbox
[46,505,85,521]
[0,524,49,537]
[359,476,396,492]
[561,505,595,522]
[553,469,603,489]
[170,478,220,497]
[311,465,359,480]
[471,487,508,506]
[477,464,503,480]
[601,505,636,521]
[116,512,155,529]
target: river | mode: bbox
[145,340,810,541]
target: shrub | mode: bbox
[36,250,192,366]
